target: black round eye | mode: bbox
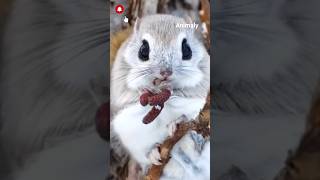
[138,40,150,61]
[182,38,192,60]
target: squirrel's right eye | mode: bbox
[138,40,150,61]
[182,38,192,60]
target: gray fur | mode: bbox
[213,0,320,179]
[0,0,108,178]
[213,0,320,114]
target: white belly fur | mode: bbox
[112,96,206,168]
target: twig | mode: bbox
[199,0,210,50]
[144,95,211,180]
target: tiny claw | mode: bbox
[168,121,177,137]
[148,146,162,165]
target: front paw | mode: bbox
[148,144,162,166]
[167,115,188,137]
[167,121,177,137]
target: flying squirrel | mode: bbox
[110,14,210,175]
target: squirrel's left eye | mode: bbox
[138,40,150,61]
[182,38,192,60]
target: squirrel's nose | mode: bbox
[160,69,172,78]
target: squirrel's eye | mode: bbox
[138,40,150,61]
[182,38,192,60]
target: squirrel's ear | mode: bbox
[184,15,193,24]
[133,18,141,33]
[183,15,196,33]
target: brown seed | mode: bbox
[143,104,164,124]
[140,93,150,106]
[140,90,154,106]
[148,89,171,106]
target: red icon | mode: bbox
[115,4,125,14]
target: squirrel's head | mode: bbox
[123,14,209,91]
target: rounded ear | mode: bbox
[134,17,141,33]
[183,15,193,24]
[182,15,197,33]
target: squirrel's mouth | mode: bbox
[153,77,170,86]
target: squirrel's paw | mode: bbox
[167,121,177,137]
[167,115,188,137]
[148,144,162,165]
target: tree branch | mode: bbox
[144,95,211,180]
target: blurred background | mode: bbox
[0,0,108,179]
[110,0,210,48]
[213,0,320,179]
